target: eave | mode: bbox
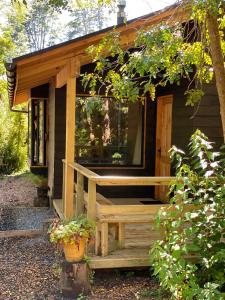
[5,3,188,108]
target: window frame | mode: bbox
[75,94,147,170]
[29,98,47,167]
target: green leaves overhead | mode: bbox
[82,19,214,104]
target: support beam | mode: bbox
[56,65,68,88]
[64,58,80,219]
[56,58,80,89]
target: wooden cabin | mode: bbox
[5,4,223,269]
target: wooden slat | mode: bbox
[118,223,125,249]
[76,172,84,217]
[93,176,175,186]
[98,204,166,216]
[68,162,100,179]
[87,180,97,222]
[0,229,42,238]
[101,222,109,256]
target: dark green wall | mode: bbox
[157,81,223,152]
[53,86,66,199]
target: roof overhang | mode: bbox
[5,3,189,108]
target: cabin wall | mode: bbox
[157,80,223,154]
[53,86,66,199]
[50,78,223,200]
[47,80,56,199]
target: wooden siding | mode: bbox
[157,80,223,153]
[53,86,66,199]
[47,80,55,199]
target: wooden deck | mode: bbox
[53,199,159,268]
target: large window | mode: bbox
[75,96,144,166]
[28,99,47,166]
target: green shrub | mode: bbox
[151,130,225,300]
[0,99,27,174]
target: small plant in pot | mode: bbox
[48,216,95,262]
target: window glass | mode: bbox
[75,96,143,166]
[31,99,46,166]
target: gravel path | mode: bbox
[0,175,37,207]
[0,236,162,300]
[0,175,164,300]
[0,207,54,231]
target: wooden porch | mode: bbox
[52,57,175,269]
[53,161,174,269]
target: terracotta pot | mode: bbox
[63,239,86,262]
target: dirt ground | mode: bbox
[0,175,166,300]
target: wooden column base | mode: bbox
[60,261,90,298]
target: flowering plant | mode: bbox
[48,216,95,245]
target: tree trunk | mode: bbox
[207,11,225,141]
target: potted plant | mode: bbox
[48,216,95,262]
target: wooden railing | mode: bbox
[62,160,175,222]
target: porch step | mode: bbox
[89,247,150,269]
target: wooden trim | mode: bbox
[13,6,188,106]
[67,161,100,179]
[75,97,147,170]
[14,89,30,105]
[155,95,173,201]
[93,176,174,186]
[64,60,77,219]
[15,6,187,67]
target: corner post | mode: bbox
[64,58,80,219]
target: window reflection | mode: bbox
[75,96,144,166]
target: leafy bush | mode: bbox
[151,130,225,300]
[0,102,28,174]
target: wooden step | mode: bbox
[89,247,150,269]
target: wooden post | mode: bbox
[118,223,125,249]
[87,180,96,221]
[64,58,80,219]
[76,172,84,217]
[87,179,96,254]
[62,160,65,211]
[60,261,90,298]
[101,222,109,256]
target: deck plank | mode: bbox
[89,247,150,269]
